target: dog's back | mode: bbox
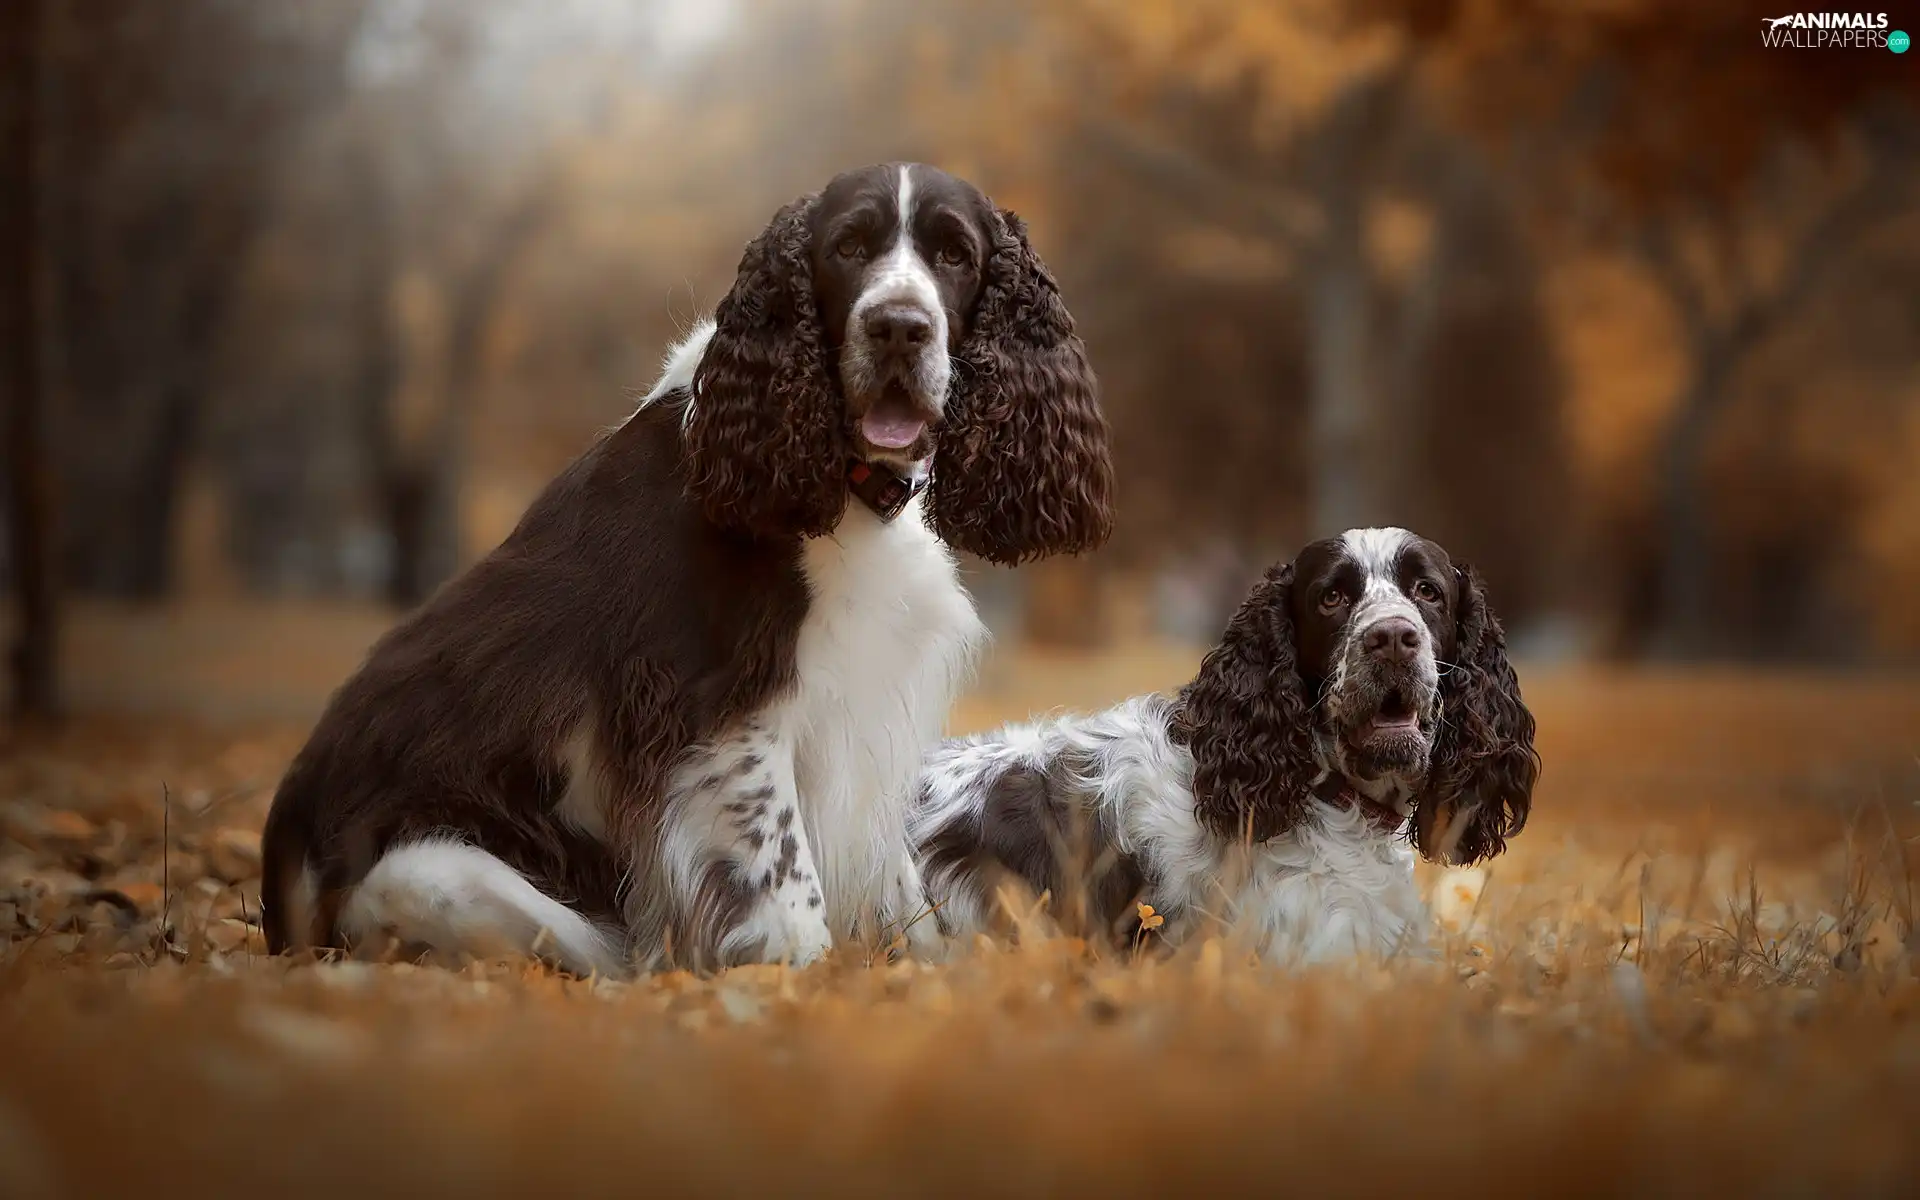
[260,398,797,965]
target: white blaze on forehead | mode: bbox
[858,164,940,312]
[840,162,951,418]
[1326,526,1442,730]
[1341,527,1414,584]
[1340,526,1424,632]
[896,163,914,243]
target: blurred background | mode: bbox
[3,0,1918,722]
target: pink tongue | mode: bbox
[861,410,927,450]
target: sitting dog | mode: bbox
[260,163,1113,975]
[911,528,1539,963]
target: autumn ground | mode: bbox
[4,604,1920,1197]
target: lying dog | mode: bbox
[912,528,1539,963]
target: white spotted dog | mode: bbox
[260,163,1113,976]
[912,528,1539,965]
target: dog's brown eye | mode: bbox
[936,243,969,268]
[834,235,866,260]
[1318,589,1347,614]
[1413,580,1440,603]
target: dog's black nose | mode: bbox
[1363,616,1422,664]
[864,304,933,355]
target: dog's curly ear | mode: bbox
[927,207,1113,565]
[687,195,848,538]
[1413,564,1539,865]
[1173,562,1319,844]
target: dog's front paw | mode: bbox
[727,902,834,968]
[775,918,834,968]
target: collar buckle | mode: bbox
[847,459,926,523]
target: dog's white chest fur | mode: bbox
[1232,812,1427,961]
[782,498,985,932]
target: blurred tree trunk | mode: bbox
[1393,145,1571,630]
[347,168,426,608]
[133,385,196,596]
[1650,337,1731,657]
[1082,66,1415,542]
[1,0,59,717]
[1643,157,1913,657]
[1305,223,1374,535]
[1301,65,1411,536]
[376,252,455,607]
[39,3,354,599]
[382,193,547,607]
[54,148,235,600]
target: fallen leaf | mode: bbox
[207,828,263,884]
[207,919,254,955]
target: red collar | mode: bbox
[846,459,926,523]
[1314,778,1408,835]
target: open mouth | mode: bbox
[1365,688,1419,733]
[859,382,931,452]
[1343,685,1431,770]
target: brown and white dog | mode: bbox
[912,528,1538,963]
[261,163,1113,975]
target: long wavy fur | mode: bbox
[928,209,1114,565]
[1413,565,1540,865]
[1171,563,1321,843]
[686,195,849,539]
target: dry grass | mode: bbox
[4,650,1920,1197]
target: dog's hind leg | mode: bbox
[336,839,625,977]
